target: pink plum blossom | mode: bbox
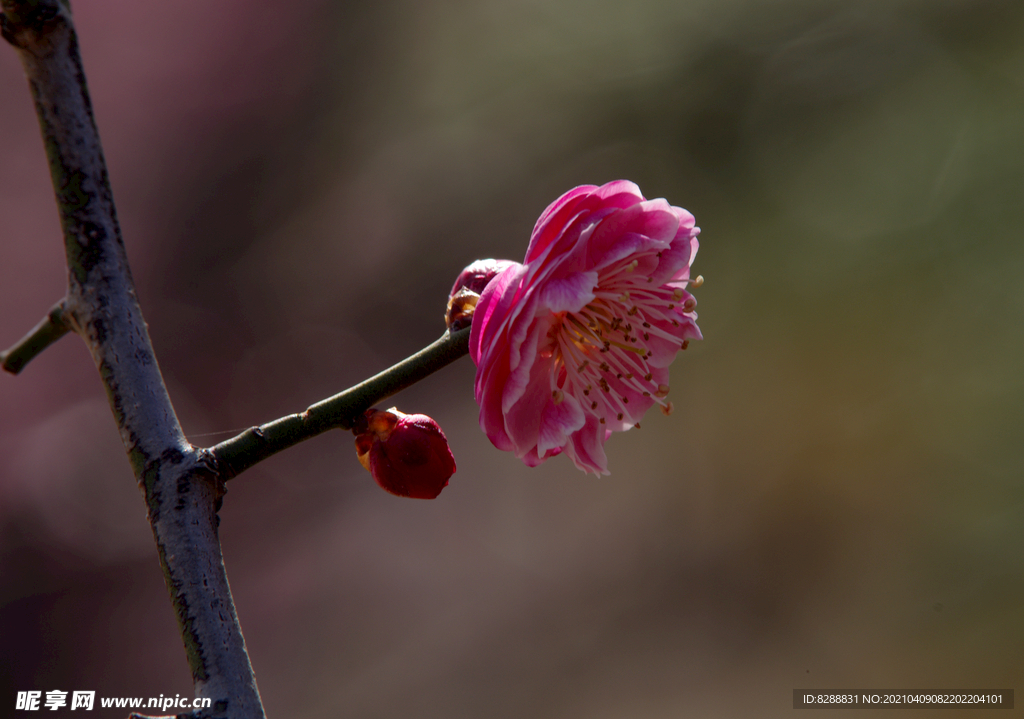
[466,181,702,474]
[353,407,456,498]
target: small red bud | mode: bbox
[446,259,517,330]
[353,407,456,499]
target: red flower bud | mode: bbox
[446,259,518,331]
[353,407,456,499]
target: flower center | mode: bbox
[549,258,701,427]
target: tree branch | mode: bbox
[0,299,70,374]
[2,2,264,716]
[208,326,470,479]
[3,2,474,713]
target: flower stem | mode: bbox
[208,327,471,480]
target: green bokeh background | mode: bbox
[1,0,1022,716]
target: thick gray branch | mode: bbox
[1,2,264,716]
[209,327,470,479]
[0,299,70,374]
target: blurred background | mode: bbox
[2,0,1023,716]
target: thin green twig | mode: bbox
[208,326,471,480]
[0,300,70,374]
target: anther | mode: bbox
[672,288,684,301]
[655,384,670,398]
[617,413,624,421]
[691,275,704,288]
[599,417,606,424]
[682,298,696,312]
[661,401,674,416]
[681,340,689,350]
[552,389,564,405]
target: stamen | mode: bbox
[606,340,646,355]
[690,275,704,288]
[550,262,700,430]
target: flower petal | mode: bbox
[537,392,586,457]
[564,414,609,475]
[538,270,598,313]
[502,352,558,458]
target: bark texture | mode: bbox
[1,2,265,716]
